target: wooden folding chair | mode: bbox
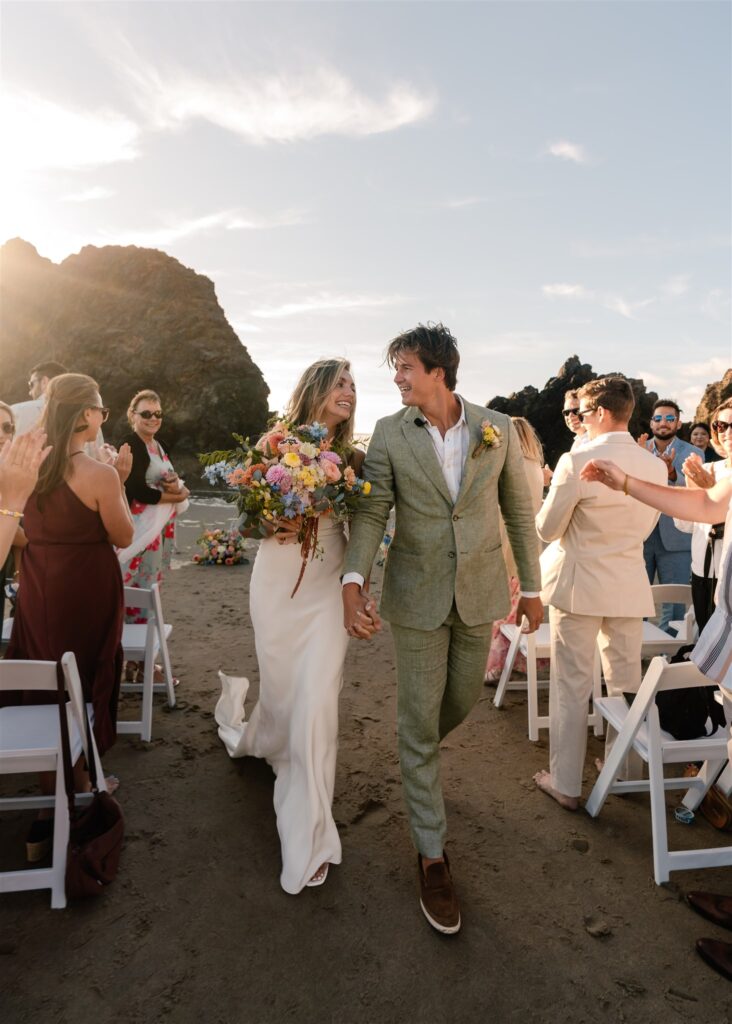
[493,618,604,742]
[0,653,106,909]
[585,656,731,884]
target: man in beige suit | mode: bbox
[533,376,667,810]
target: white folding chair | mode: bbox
[493,619,604,742]
[0,652,107,909]
[585,657,731,884]
[119,583,176,743]
[643,584,697,657]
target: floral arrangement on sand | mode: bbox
[193,529,249,566]
[200,421,370,595]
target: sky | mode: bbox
[2,1,730,432]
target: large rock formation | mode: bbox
[0,238,269,482]
[696,368,732,422]
[487,355,659,467]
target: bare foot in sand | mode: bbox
[594,758,604,774]
[306,863,329,887]
[533,770,579,811]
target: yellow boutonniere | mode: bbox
[472,420,502,458]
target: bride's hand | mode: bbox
[580,459,625,490]
[272,517,301,545]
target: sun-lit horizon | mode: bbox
[2,2,730,431]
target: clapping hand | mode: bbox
[0,429,52,509]
[637,433,650,448]
[115,443,133,484]
[580,458,625,490]
[542,465,554,487]
[657,445,677,480]
[682,453,714,490]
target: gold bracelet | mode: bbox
[623,474,629,496]
[0,508,23,519]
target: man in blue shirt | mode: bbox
[641,398,703,631]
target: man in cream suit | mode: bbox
[342,323,542,934]
[533,376,667,810]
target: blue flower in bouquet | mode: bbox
[201,460,229,486]
[300,421,328,444]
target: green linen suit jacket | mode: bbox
[344,398,542,630]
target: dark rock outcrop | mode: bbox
[487,356,659,467]
[696,369,732,423]
[0,239,269,481]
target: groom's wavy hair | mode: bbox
[386,322,460,391]
[286,358,355,449]
[577,376,635,422]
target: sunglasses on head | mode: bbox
[1,422,15,435]
[562,408,580,419]
[137,410,163,420]
[712,420,732,434]
[652,414,677,423]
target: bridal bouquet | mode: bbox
[200,421,370,595]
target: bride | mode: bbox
[216,359,377,893]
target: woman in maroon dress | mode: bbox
[6,374,134,856]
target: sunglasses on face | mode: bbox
[576,408,595,422]
[652,414,677,423]
[88,406,110,422]
[137,410,163,420]
[712,420,732,434]
[562,408,580,419]
[1,422,15,435]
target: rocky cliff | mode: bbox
[0,238,269,482]
[696,368,732,423]
[487,355,659,467]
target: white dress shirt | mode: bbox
[10,396,46,435]
[343,398,538,597]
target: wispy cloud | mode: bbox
[542,282,654,320]
[636,357,729,416]
[443,196,488,210]
[701,288,731,323]
[546,140,589,164]
[660,273,691,298]
[101,207,307,248]
[116,50,436,144]
[250,292,406,319]
[2,89,139,174]
[62,186,116,203]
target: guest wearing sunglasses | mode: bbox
[10,360,68,436]
[639,399,703,632]
[120,390,189,681]
[4,375,133,854]
[562,389,589,452]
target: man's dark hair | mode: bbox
[386,322,460,391]
[578,376,635,421]
[652,398,681,418]
[30,361,68,381]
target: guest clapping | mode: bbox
[0,428,51,567]
[120,391,188,649]
[4,375,132,855]
[672,401,732,630]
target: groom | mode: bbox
[343,323,542,934]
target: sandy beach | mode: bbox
[2,499,732,1023]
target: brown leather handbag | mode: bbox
[684,764,732,832]
[56,664,125,898]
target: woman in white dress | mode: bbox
[217,359,371,893]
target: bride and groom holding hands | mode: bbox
[216,322,542,935]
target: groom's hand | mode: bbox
[343,583,381,640]
[516,596,543,634]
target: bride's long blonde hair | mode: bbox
[285,359,355,449]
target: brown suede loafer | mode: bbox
[696,938,732,981]
[687,892,732,933]
[418,852,461,935]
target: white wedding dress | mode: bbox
[215,521,349,894]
